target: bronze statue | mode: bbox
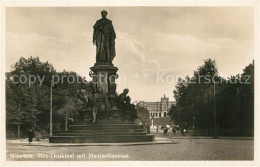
[118,88,131,109]
[78,89,98,123]
[78,89,88,109]
[93,10,116,64]
[95,86,111,112]
[117,89,138,120]
[87,92,98,124]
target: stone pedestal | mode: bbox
[90,64,118,94]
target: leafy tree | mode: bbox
[6,56,89,138]
[137,106,150,126]
[171,59,254,136]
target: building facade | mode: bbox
[137,95,176,126]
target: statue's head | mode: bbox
[123,88,129,94]
[101,10,107,18]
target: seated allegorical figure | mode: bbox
[117,88,138,120]
[117,88,131,109]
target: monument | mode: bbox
[49,10,154,143]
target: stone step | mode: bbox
[57,129,145,134]
[49,134,155,143]
[70,119,136,125]
[68,124,143,130]
[58,131,147,136]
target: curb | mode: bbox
[170,137,253,140]
[22,140,176,147]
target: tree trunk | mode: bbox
[17,124,20,138]
[65,111,68,131]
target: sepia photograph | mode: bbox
[1,0,259,166]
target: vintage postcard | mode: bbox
[0,0,259,167]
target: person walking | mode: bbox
[147,124,150,134]
[172,125,176,136]
[166,124,170,136]
[28,129,34,144]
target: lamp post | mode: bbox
[213,70,218,139]
[192,116,196,129]
[50,73,53,137]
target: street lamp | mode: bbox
[50,71,53,137]
[213,69,218,139]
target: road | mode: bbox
[6,130,254,161]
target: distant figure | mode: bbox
[176,125,180,132]
[172,125,176,136]
[184,122,188,133]
[180,122,188,136]
[28,129,34,144]
[166,124,170,136]
[156,126,159,133]
[147,124,150,134]
[163,127,167,136]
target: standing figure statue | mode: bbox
[87,92,99,124]
[93,10,116,64]
[78,89,98,124]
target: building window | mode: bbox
[156,113,158,117]
[164,112,167,117]
[159,113,161,117]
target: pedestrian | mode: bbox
[28,129,34,144]
[163,127,166,135]
[176,125,180,132]
[166,124,170,136]
[147,124,150,134]
[180,127,184,136]
[156,126,159,134]
[184,122,188,133]
[172,125,176,136]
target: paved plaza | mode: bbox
[6,129,254,161]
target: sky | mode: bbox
[6,7,254,102]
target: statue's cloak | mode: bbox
[93,18,116,63]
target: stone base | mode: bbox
[49,110,154,143]
[49,134,155,143]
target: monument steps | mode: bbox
[57,132,148,136]
[56,129,145,134]
[72,120,136,125]
[68,124,143,130]
[50,120,154,143]
[49,134,155,143]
